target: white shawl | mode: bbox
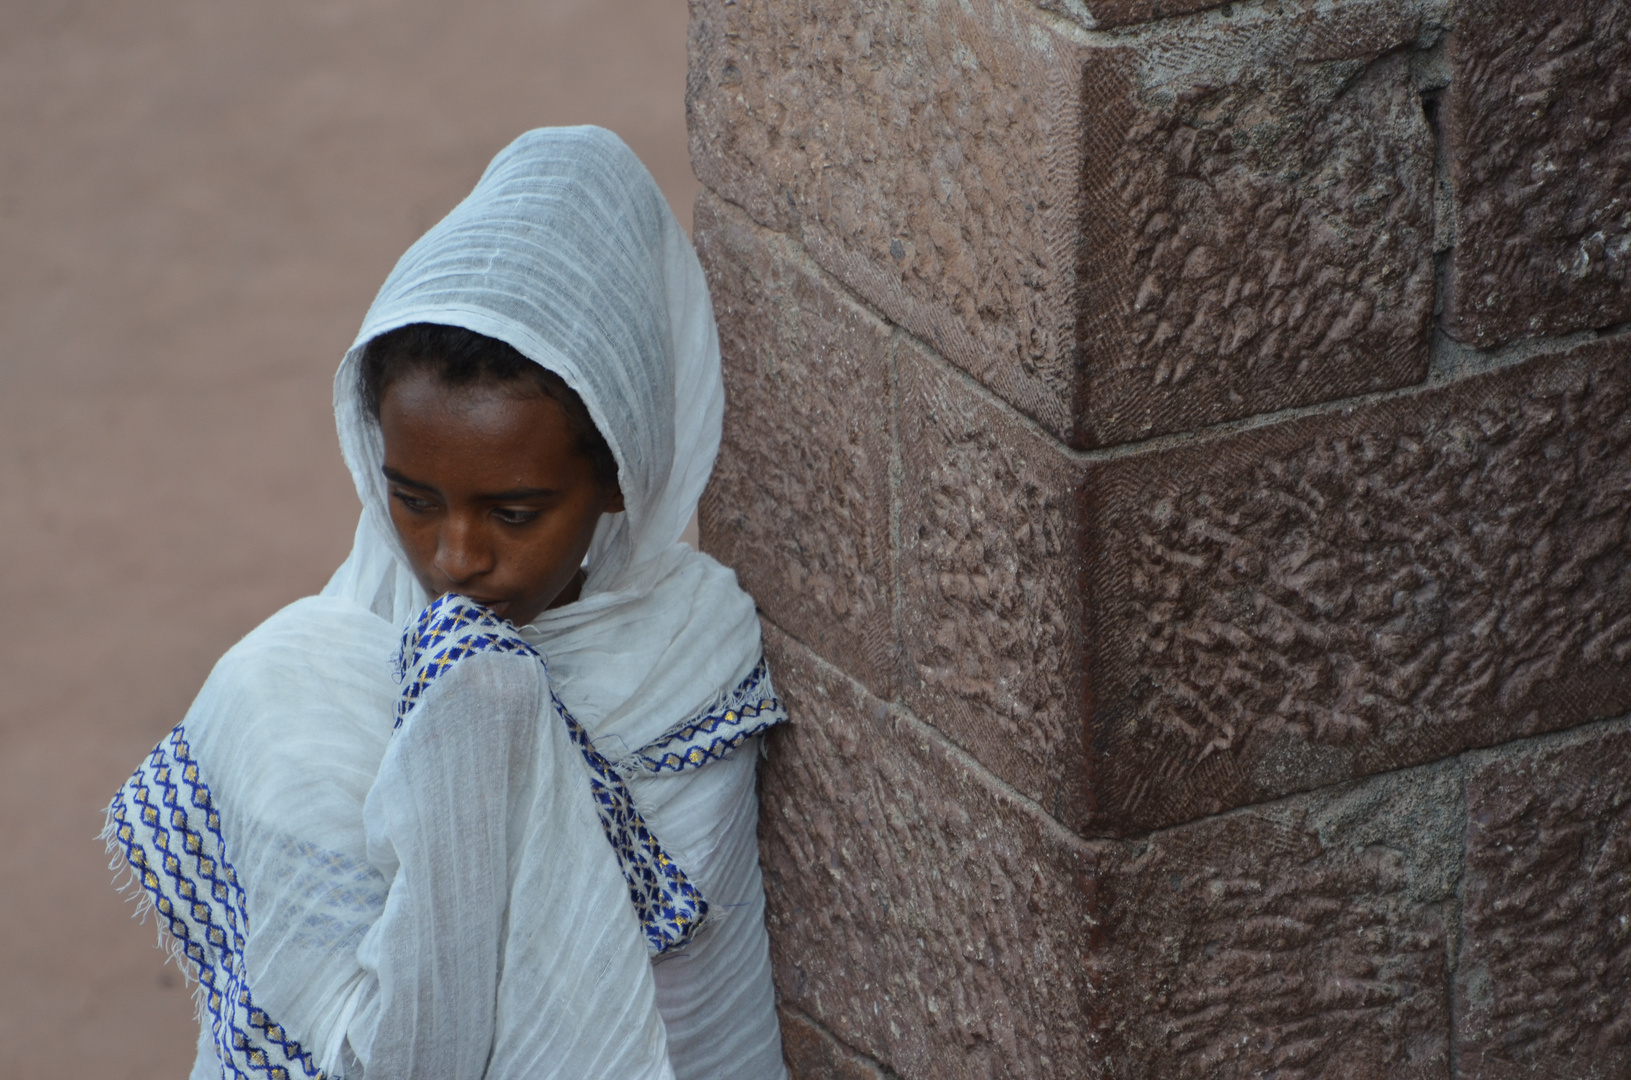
[106,127,787,1080]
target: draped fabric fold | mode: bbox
[105,127,788,1080]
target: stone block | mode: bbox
[695,193,897,698]
[1035,0,1229,32]
[896,344,1090,830]
[1456,722,1631,1079]
[758,623,1105,1080]
[780,1007,895,1080]
[1444,0,1631,347]
[1099,765,1458,1078]
[1077,2,1439,444]
[1082,333,1631,834]
[688,0,1092,441]
[689,0,1439,447]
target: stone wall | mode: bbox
[687,0,1631,1076]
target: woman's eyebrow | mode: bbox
[481,485,558,501]
[382,466,438,493]
[383,467,556,501]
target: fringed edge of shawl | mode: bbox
[99,801,213,1029]
[102,748,332,1080]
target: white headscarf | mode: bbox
[323,125,762,754]
[109,128,785,1080]
[330,125,720,602]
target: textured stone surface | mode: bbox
[1083,334,1631,834]
[689,0,1089,440]
[689,0,1439,447]
[781,1007,895,1080]
[897,345,1089,830]
[1444,0,1631,347]
[1035,0,1228,32]
[759,623,1104,1080]
[1457,723,1631,1079]
[695,193,897,698]
[1076,2,1439,444]
[1100,765,1457,1079]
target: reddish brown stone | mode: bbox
[688,0,1091,441]
[780,1007,895,1080]
[1076,5,1438,445]
[1444,0,1631,347]
[896,342,1090,830]
[1456,723,1631,1079]
[759,623,1105,1080]
[1035,0,1229,31]
[1083,334,1631,834]
[688,0,1438,447]
[696,192,1094,830]
[1100,765,1457,1078]
[695,193,897,698]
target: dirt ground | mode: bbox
[0,2,696,1073]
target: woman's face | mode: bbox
[379,368,623,626]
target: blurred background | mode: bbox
[0,1,695,1073]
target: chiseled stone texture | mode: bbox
[1099,765,1457,1079]
[1456,722,1631,1079]
[689,0,1440,447]
[1035,0,1228,32]
[1444,0,1631,347]
[695,193,897,698]
[1076,1,1439,444]
[780,1007,895,1080]
[1083,333,1631,834]
[758,623,1104,1080]
[897,343,1089,830]
[689,0,1090,441]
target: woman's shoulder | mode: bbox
[179,597,402,840]
[184,596,401,746]
[210,595,399,687]
[177,597,402,804]
[244,593,398,643]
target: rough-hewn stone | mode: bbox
[695,193,897,698]
[1083,334,1631,834]
[781,1007,896,1080]
[1444,0,1631,347]
[695,195,1093,830]
[1035,0,1228,32]
[896,345,1089,830]
[1079,4,1439,444]
[689,0,1441,447]
[1100,765,1457,1079]
[759,623,1104,1080]
[1456,723,1631,1079]
[694,0,1627,1067]
[689,0,1090,440]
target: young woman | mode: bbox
[105,127,788,1080]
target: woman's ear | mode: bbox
[604,484,626,514]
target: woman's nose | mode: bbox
[434,515,495,584]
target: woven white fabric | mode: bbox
[106,127,786,1080]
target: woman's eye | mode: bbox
[391,490,434,513]
[494,508,540,526]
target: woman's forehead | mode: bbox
[379,374,590,487]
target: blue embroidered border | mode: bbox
[107,726,325,1080]
[394,599,536,729]
[395,593,789,955]
[624,657,787,775]
[103,591,793,1072]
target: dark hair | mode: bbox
[359,322,619,490]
